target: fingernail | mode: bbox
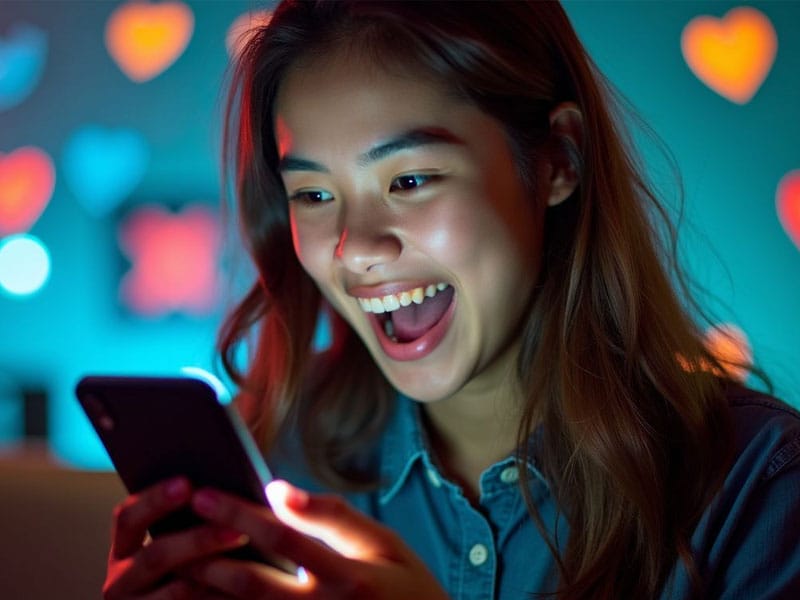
[193,490,218,516]
[165,477,189,500]
[285,484,309,509]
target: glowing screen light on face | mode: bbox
[0,233,51,297]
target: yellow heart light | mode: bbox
[105,1,194,83]
[681,7,777,104]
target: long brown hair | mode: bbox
[218,2,738,597]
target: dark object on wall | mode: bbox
[23,389,47,438]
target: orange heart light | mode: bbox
[704,324,752,382]
[677,323,752,382]
[0,146,55,236]
[681,7,777,104]
[105,1,194,83]
[777,170,800,251]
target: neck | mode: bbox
[421,363,522,502]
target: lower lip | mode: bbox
[367,292,456,362]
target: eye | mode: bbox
[289,189,334,204]
[389,173,437,192]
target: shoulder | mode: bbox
[724,383,800,482]
[677,385,800,597]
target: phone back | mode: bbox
[75,375,270,537]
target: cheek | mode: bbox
[410,194,535,275]
[289,209,334,281]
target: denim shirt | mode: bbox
[271,386,800,599]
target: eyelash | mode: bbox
[389,173,438,192]
[289,189,334,204]
[288,173,440,204]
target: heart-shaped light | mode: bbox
[677,323,751,382]
[62,125,149,217]
[705,323,752,382]
[226,10,272,59]
[0,23,47,111]
[681,7,777,104]
[777,170,800,251]
[0,146,55,236]
[118,204,220,316]
[105,1,194,83]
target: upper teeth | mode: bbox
[357,283,448,314]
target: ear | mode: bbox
[545,102,583,207]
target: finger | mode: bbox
[191,489,352,581]
[184,557,312,599]
[112,477,192,560]
[109,525,250,594]
[266,481,404,560]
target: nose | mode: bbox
[334,209,402,273]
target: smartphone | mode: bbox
[75,373,272,561]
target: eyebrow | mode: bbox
[277,127,465,173]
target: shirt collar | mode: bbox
[378,395,427,504]
[377,395,551,505]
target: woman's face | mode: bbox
[274,52,548,403]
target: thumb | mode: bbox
[266,480,404,561]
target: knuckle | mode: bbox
[230,569,268,597]
[321,493,349,517]
[162,580,193,600]
[139,542,168,572]
[113,502,136,532]
[343,571,374,598]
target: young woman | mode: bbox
[103,2,800,599]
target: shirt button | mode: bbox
[426,468,442,487]
[499,466,519,484]
[468,543,489,566]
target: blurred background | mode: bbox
[1,0,798,470]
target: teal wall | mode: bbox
[1,1,798,469]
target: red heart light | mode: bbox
[0,146,55,236]
[777,171,800,251]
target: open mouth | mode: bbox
[359,284,456,361]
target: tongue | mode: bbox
[391,287,454,342]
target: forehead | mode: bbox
[273,50,476,156]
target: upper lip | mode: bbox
[347,280,447,299]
